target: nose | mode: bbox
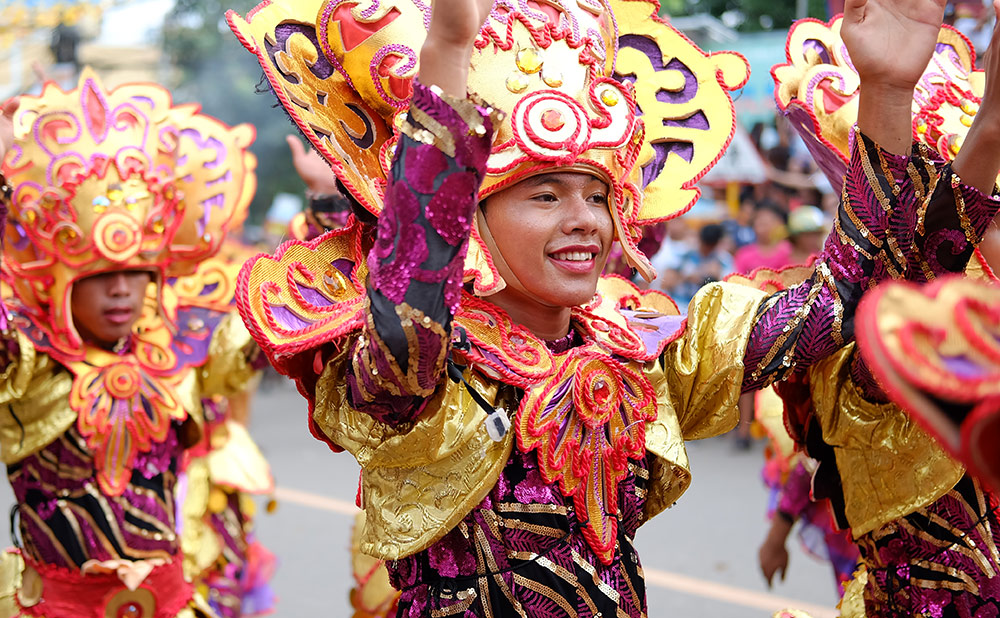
[106,272,132,297]
[561,194,604,235]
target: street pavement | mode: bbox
[0,379,845,617]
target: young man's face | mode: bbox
[483,171,614,309]
[71,270,153,347]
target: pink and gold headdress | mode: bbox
[228,0,747,288]
[772,15,985,188]
[2,69,257,359]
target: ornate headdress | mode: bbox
[2,69,257,359]
[228,0,747,288]
[772,16,985,188]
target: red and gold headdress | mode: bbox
[772,15,985,188]
[228,0,747,288]
[2,69,257,359]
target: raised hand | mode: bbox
[419,0,495,97]
[842,0,947,92]
[842,0,947,153]
[0,98,19,166]
[286,136,340,196]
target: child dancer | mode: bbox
[0,70,259,617]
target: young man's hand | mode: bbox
[418,0,495,98]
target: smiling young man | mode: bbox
[477,172,613,339]
[233,0,1000,614]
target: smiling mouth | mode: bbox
[550,251,597,262]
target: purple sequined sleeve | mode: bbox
[742,130,918,391]
[346,81,493,426]
[909,148,1000,282]
[852,149,1000,402]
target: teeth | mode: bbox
[552,251,595,262]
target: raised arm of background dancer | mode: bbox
[346,0,494,426]
[904,1,1000,282]
[847,0,947,155]
[740,0,948,391]
[846,4,1000,399]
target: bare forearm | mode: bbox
[856,85,915,156]
[952,116,1000,195]
[418,40,474,99]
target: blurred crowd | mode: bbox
[635,111,835,309]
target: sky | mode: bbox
[95,0,175,46]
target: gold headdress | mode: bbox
[2,69,257,358]
[772,16,984,187]
[228,0,747,287]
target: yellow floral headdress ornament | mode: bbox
[2,69,257,358]
[229,0,747,288]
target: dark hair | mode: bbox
[335,178,378,227]
[699,223,724,247]
[754,200,788,225]
[766,145,791,171]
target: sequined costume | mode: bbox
[0,70,258,618]
[229,0,985,613]
[764,17,1000,617]
[173,251,277,618]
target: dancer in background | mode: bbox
[754,387,859,594]
[0,70,260,617]
[762,3,1000,614]
[285,135,397,618]
[175,248,276,618]
[231,0,999,614]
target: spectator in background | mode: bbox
[661,223,733,309]
[787,205,828,265]
[50,21,81,69]
[648,218,695,290]
[734,201,792,273]
[722,187,759,252]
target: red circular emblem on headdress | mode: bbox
[94,213,142,262]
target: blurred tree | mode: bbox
[662,0,828,31]
[162,0,304,225]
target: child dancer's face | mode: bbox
[71,270,153,347]
[484,171,613,308]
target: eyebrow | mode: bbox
[524,174,566,187]
[523,174,608,190]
